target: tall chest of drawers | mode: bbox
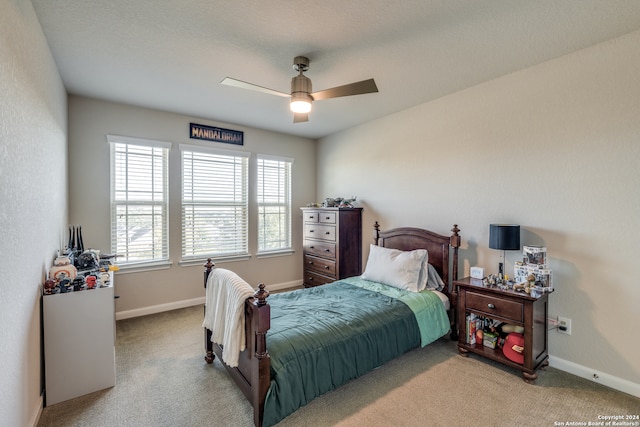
[301,207,363,287]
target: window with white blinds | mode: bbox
[181,145,249,260]
[108,135,171,266]
[257,155,292,254]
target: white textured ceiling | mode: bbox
[32,0,640,139]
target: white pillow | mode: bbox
[361,244,427,292]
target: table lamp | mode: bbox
[489,224,520,277]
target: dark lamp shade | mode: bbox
[489,224,521,251]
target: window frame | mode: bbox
[180,144,250,264]
[256,154,293,256]
[108,134,172,271]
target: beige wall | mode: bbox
[317,31,640,389]
[0,0,68,425]
[67,97,316,315]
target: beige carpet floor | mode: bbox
[37,305,640,427]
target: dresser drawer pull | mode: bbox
[324,248,330,252]
[325,216,331,220]
[487,303,496,309]
[325,266,330,269]
[325,231,331,235]
[309,229,315,233]
[308,261,313,265]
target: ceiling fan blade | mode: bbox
[311,78,378,101]
[221,77,290,98]
[293,113,309,123]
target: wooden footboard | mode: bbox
[203,259,271,427]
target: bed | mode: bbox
[203,222,461,427]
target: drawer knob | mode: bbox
[325,216,331,220]
[325,231,330,235]
[487,303,496,309]
[309,229,315,233]
[324,248,330,252]
[309,246,314,249]
[325,266,330,269]
[308,261,313,265]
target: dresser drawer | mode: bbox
[304,254,336,276]
[303,270,335,288]
[303,241,336,258]
[304,224,336,241]
[319,212,336,224]
[304,211,319,223]
[466,291,523,323]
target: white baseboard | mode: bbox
[549,355,640,398]
[31,396,43,427]
[116,297,205,320]
[267,279,304,292]
[115,280,303,320]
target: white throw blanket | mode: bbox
[202,268,255,368]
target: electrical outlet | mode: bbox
[558,316,572,335]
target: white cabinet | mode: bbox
[43,279,115,405]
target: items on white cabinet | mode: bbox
[44,268,111,295]
[49,224,119,294]
[48,256,77,281]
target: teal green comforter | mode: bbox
[262,277,450,426]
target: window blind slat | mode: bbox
[110,140,170,264]
[257,156,292,253]
[182,149,248,259]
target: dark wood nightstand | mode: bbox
[454,276,552,383]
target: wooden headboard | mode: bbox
[373,221,461,295]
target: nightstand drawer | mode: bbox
[304,241,336,258]
[304,224,336,241]
[466,291,523,323]
[304,270,335,287]
[304,254,336,275]
[319,212,336,224]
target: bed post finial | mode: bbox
[450,225,460,281]
[450,225,460,247]
[373,221,381,245]
[254,284,270,307]
[204,258,215,289]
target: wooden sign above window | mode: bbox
[190,122,244,145]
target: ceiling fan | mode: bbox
[221,56,378,123]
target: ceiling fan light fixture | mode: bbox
[222,56,377,123]
[290,94,312,113]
